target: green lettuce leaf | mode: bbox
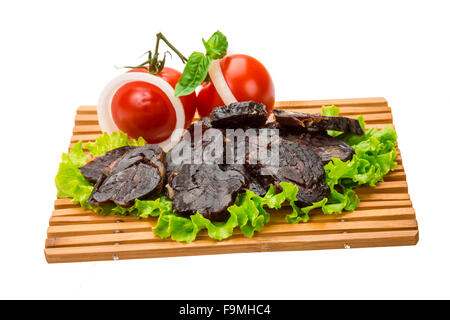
[84,131,146,156]
[134,197,172,218]
[322,105,342,137]
[55,141,94,208]
[322,105,340,116]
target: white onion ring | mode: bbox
[208,57,237,105]
[97,72,185,152]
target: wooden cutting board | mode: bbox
[45,97,418,263]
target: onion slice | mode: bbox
[208,58,237,105]
[97,72,185,152]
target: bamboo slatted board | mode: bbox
[45,97,418,263]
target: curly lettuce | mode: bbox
[55,141,93,208]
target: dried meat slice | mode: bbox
[87,145,166,207]
[258,138,330,206]
[273,109,364,135]
[165,128,225,180]
[79,146,136,183]
[221,164,266,197]
[210,101,268,129]
[186,117,212,136]
[278,131,354,165]
[167,163,246,221]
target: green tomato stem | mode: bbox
[156,32,188,63]
[122,32,187,74]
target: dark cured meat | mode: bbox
[221,130,272,197]
[295,132,355,165]
[221,128,330,204]
[167,163,246,221]
[165,138,192,181]
[258,138,330,206]
[165,127,224,181]
[273,109,364,135]
[221,164,266,197]
[185,117,212,136]
[264,120,304,139]
[79,146,136,183]
[265,121,355,164]
[272,125,355,165]
[210,101,268,129]
[87,145,165,207]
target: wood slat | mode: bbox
[296,207,416,223]
[50,214,143,225]
[45,97,418,263]
[357,181,407,193]
[358,193,409,201]
[274,97,388,108]
[274,106,391,115]
[47,221,153,237]
[77,105,97,114]
[383,171,406,181]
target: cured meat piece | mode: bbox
[273,109,364,135]
[185,117,212,136]
[165,138,192,181]
[264,120,305,140]
[263,121,279,130]
[295,132,355,165]
[258,138,330,206]
[167,163,246,221]
[165,128,224,180]
[265,120,355,164]
[210,101,268,129]
[87,145,165,207]
[221,129,276,197]
[221,164,266,197]
[108,144,165,175]
[79,146,136,183]
[88,163,162,206]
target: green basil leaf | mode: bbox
[203,30,228,59]
[174,52,212,97]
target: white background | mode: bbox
[0,0,449,299]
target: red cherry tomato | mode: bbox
[111,67,196,144]
[197,81,223,118]
[128,67,197,127]
[111,81,177,144]
[197,54,275,118]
